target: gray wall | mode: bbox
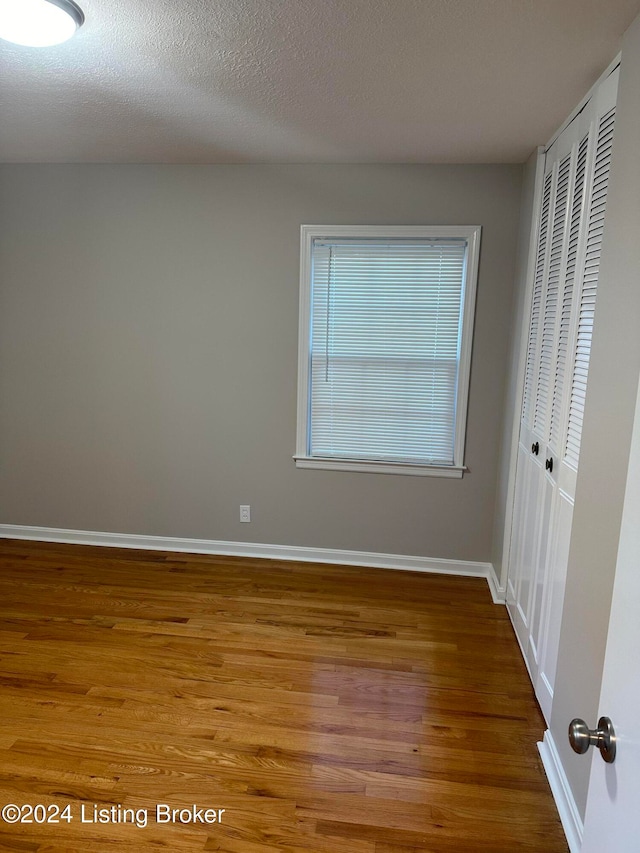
[551,14,640,818]
[0,164,521,561]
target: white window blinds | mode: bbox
[296,226,481,476]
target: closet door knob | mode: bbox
[545,457,553,472]
[531,442,539,455]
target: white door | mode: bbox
[580,370,640,851]
[535,82,617,721]
[506,69,618,722]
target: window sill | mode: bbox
[293,456,466,478]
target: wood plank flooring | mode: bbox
[0,539,568,852]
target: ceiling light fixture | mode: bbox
[0,0,84,47]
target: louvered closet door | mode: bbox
[506,68,618,720]
[507,147,574,679]
[526,145,573,675]
[535,71,618,720]
[507,167,554,658]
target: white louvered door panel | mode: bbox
[507,67,619,719]
[536,70,618,720]
[522,171,553,436]
[507,168,553,651]
[508,436,544,650]
[508,156,563,673]
[529,150,573,671]
[533,154,572,445]
[565,104,616,471]
[548,134,590,458]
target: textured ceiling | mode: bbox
[1,0,639,163]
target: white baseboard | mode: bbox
[487,565,506,603]
[538,729,584,853]
[0,523,494,584]
[535,670,553,728]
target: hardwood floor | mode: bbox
[0,539,568,852]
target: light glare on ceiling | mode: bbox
[0,0,84,47]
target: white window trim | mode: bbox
[294,224,481,477]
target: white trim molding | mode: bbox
[293,456,466,478]
[296,224,481,478]
[496,146,545,596]
[0,523,495,586]
[487,565,506,604]
[544,53,620,153]
[538,729,584,853]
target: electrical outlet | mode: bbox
[240,505,251,523]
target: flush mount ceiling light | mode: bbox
[0,0,84,47]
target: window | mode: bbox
[295,225,481,477]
